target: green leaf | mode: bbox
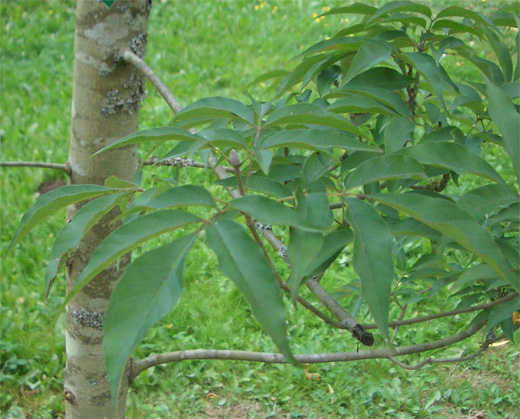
[93,127,202,156]
[384,217,442,240]
[397,142,506,185]
[405,52,456,112]
[216,175,291,199]
[367,1,432,21]
[330,87,410,117]
[302,152,339,185]
[104,234,196,406]
[6,185,122,256]
[254,148,274,175]
[342,41,393,84]
[322,4,377,17]
[265,103,363,135]
[457,184,518,221]
[345,198,394,343]
[158,141,200,161]
[384,117,415,154]
[431,20,483,38]
[248,69,290,87]
[345,155,426,189]
[486,80,520,184]
[328,95,397,116]
[287,190,333,300]
[370,193,519,291]
[205,220,295,363]
[343,67,415,91]
[199,128,247,149]
[44,192,131,300]
[128,185,218,213]
[305,226,353,277]
[481,25,513,83]
[436,6,494,28]
[64,210,201,306]
[485,298,519,335]
[231,195,328,233]
[260,129,381,153]
[174,97,255,126]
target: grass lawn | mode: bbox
[1,1,519,418]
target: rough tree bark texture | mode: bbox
[65,1,150,417]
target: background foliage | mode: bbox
[1,1,519,418]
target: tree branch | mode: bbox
[0,161,71,175]
[362,292,518,329]
[122,50,371,346]
[130,319,486,380]
[122,49,183,114]
[142,156,234,173]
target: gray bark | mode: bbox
[65,1,150,417]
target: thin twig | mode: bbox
[0,161,70,175]
[130,320,486,379]
[363,292,518,329]
[389,334,499,371]
[122,49,183,114]
[142,156,235,173]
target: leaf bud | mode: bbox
[229,149,241,168]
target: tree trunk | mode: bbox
[65,1,150,417]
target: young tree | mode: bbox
[3,1,519,417]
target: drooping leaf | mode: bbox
[328,97,397,118]
[405,52,457,112]
[456,184,518,221]
[260,129,381,153]
[330,87,410,117]
[321,4,377,17]
[342,41,393,85]
[44,192,131,300]
[104,234,196,406]
[384,117,415,154]
[199,128,247,149]
[205,220,295,363]
[231,195,328,233]
[6,185,124,256]
[397,142,506,185]
[367,1,432,22]
[174,97,255,127]
[302,152,339,185]
[265,103,363,135]
[436,6,495,28]
[370,193,519,291]
[64,210,201,306]
[93,127,202,156]
[345,197,394,343]
[305,226,353,277]
[486,79,520,184]
[384,217,442,241]
[254,148,274,175]
[345,154,426,189]
[342,67,415,91]
[287,190,333,300]
[128,185,218,213]
[484,298,519,336]
[215,175,292,199]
